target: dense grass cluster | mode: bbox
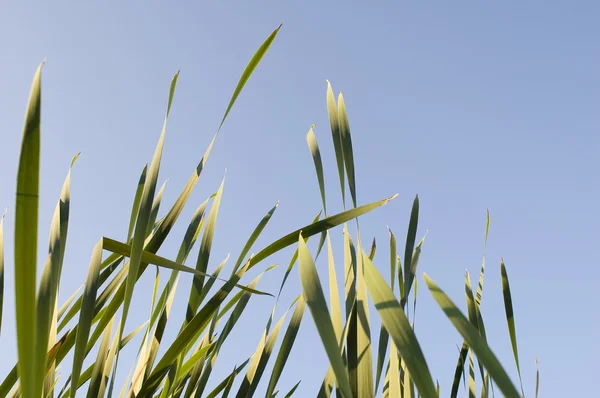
[0,25,538,397]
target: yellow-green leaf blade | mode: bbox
[424,273,521,398]
[15,61,44,398]
[362,253,437,398]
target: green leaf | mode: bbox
[501,260,525,396]
[86,316,115,397]
[402,195,419,308]
[326,81,345,206]
[218,25,281,131]
[187,177,225,322]
[424,273,521,398]
[283,381,301,398]
[233,201,279,275]
[375,229,396,393]
[70,239,104,397]
[235,309,287,397]
[40,155,76,397]
[298,234,353,398]
[128,165,148,241]
[362,253,437,398]
[307,125,327,215]
[535,357,539,398]
[355,237,374,398]
[204,361,249,398]
[450,343,469,398]
[388,340,400,398]
[266,296,306,397]
[14,61,43,398]
[337,93,357,208]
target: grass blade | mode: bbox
[266,296,306,397]
[307,125,327,215]
[283,381,301,398]
[337,93,357,208]
[326,81,345,206]
[355,238,374,398]
[86,317,115,397]
[187,177,225,322]
[535,357,539,398]
[424,273,521,398]
[70,239,104,397]
[218,25,281,131]
[402,196,419,308]
[298,234,352,398]
[375,229,397,393]
[388,341,400,398]
[362,253,437,398]
[251,195,396,272]
[14,61,44,398]
[128,165,148,241]
[500,260,525,396]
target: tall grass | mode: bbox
[0,25,537,398]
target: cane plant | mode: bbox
[0,23,539,398]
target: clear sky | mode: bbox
[1,2,598,397]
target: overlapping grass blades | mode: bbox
[3,25,536,398]
[298,82,535,398]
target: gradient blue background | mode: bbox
[1,2,598,397]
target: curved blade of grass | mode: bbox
[187,177,225,322]
[402,195,419,308]
[174,343,213,384]
[424,273,521,398]
[147,180,168,236]
[388,340,400,398]
[266,296,306,397]
[70,239,103,397]
[450,342,469,398]
[41,155,77,397]
[283,381,301,398]
[233,201,279,275]
[120,72,179,361]
[57,285,82,323]
[204,361,249,398]
[0,211,5,335]
[218,24,281,131]
[277,212,321,298]
[326,233,343,345]
[355,237,374,398]
[14,61,43,398]
[343,226,358,396]
[375,229,397,393]
[298,234,352,398]
[307,125,327,215]
[197,254,229,308]
[468,349,476,398]
[501,260,525,396]
[128,165,148,241]
[86,316,114,398]
[535,357,539,398]
[362,253,437,398]
[235,310,287,398]
[326,81,345,206]
[337,93,357,208]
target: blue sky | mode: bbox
[1,2,598,397]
